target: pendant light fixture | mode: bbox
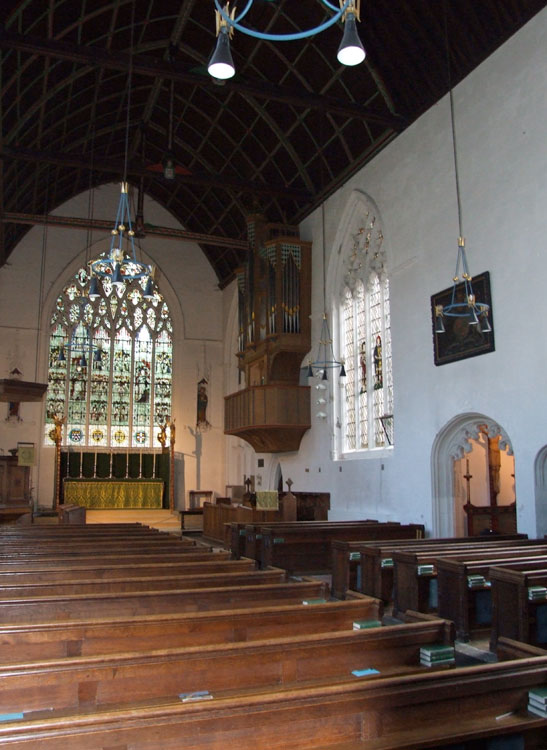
[208,1,365,80]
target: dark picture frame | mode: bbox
[431,271,495,366]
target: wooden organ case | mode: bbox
[224,214,311,452]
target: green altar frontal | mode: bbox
[63,479,164,509]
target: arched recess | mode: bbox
[431,412,514,537]
[534,446,547,537]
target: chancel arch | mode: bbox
[431,413,515,537]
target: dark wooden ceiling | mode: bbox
[1,0,545,287]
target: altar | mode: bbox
[63,478,164,509]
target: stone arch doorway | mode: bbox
[431,413,515,537]
[534,446,547,537]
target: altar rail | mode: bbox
[60,451,169,508]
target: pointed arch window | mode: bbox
[337,213,393,453]
[45,258,173,448]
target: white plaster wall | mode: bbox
[0,183,226,508]
[240,8,547,535]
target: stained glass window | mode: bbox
[338,209,393,453]
[45,259,172,448]
[341,274,392,451]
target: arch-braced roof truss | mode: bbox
[0,0,544,287]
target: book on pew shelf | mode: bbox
[417,564,435,576]
[420,645,455,666]
[527,702,547,719]
[0,714,24,723]
[351,668,380,677]
[420,655,455,666]
[179,691,213,703]
[528,686,547,706]
[420,659,455,667]
[353,619,382,630]
[467,574,487,589]
[528,696,547,711]
[349,552,361,561]
[381,557,394,568]
[528,586,547,601]
[302,598,327,605]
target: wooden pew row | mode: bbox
[0,540,210,560]
[259,522,425,574]
[0,598,384,663]
[0,549,230,570]
[0,556,258,584]
[491,563,547,650]
[0,578,330,622]
[245,520,423,569]
[392,542,547,618]
[437,554,547,642]
[0,615,454,718]
[331,534,527,601]
[0,523,156,535]
[0,648,545,749]
[203,500,331,546]
[0,536,187,551]
[230,519,380,560]
[203,502,285,544]
[0,567,288,598]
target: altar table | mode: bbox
[63,479,164,509]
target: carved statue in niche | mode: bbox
[196,378,211,432]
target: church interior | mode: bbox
[1,1,547,747]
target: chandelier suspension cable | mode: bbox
[434,0,491,334]
[307,119,345,382]
[90,0,152,286]
[122,0,135,188]
[34,164,50,381]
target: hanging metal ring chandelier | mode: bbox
[208,0,365,80]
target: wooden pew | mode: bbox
[0,651,545,748]
[0,578,329,622]
[234,519,380,562]
[0,536,186,551]
[392,541,547,618]
[490,563,547,649]
[437,553,547,641]
[0,615,455,717]
[0,556,258,584]
[0,598,384,663]
[331,534,527,601]
[0,567,288,598]
[0,548,229,570]
[261,522,424,573]
[0,524,163,537]
[203,494,331,545]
